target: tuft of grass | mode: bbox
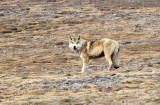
[61,99,71,102]
[146,98,160,104]
[7,84,12,87]
[156,62,160,64]
[146,99,152,103]
[82,85,91,89]
[65,73,72,76]
[21,76,28,79]
[24,101,51,105]
[154,99,160,103]
[126,81,132,84]
[124,16,132,20]
[73,89,79,93]
[59,98,72,105]
[31,90,47,95]
[0,12,4,16]
[121,95,129,99]
[111,73,116,76]
[133,80,143,84]
[143,58,149,61]
[146,70,152,72]
[148,63,153,67]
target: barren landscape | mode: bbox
[0,0,160,105]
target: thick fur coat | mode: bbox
[69,36,120,73]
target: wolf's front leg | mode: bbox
[81,59,89,73]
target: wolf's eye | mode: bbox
[71,42,74,44]
[76,42,80,44]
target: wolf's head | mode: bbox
[69,36,82,52]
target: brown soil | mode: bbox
[0,0,160,105]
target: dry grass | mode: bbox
[66,0,160,8]
[0,0,160,105]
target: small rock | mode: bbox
[43,81,49,85]
[0,12,4,16]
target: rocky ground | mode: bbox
[0,0,160,105]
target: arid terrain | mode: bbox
[0,0,160,105]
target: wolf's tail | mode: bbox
[112,42,120,69]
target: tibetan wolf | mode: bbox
[69,36,120,73]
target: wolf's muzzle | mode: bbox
[73,46,77,50]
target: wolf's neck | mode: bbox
[78,40,88,54]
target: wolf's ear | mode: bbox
[70,36,72,40]
[78,36,80,40]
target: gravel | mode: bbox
[17,75,122,90]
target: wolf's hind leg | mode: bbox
[112,47,120,69]
[104,44,115,71]
[105,55,113,71]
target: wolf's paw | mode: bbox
[107,69,111,71]
[81,70,85,73]
[114,66,119,69]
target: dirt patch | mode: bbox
[0,0,160,105]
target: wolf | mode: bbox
[69,36,120,73]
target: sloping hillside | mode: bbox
[0,0,160,104]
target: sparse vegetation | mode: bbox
[0,0,160,105]
[156,62,160,64]
[111,73,116,76]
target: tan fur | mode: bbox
[69,36,120,73]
